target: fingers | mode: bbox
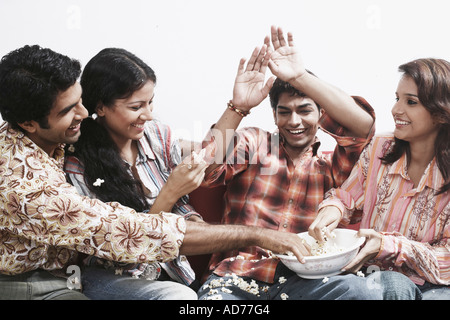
[283,234,310,264]
[308,206,342,242]
[342,246,371,272]
[270,25,281,49]
[244,46,260,72]
[287,32,294,47]
[270,25,292,49]
[236,57,246,77]
[182,149,208,172]
[260,76,276,98]
[342,229,381,273]
[243,45,270,74]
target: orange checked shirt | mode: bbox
[202,96,375,284]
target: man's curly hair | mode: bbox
[0,45,81,130]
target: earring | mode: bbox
[68,144,75,153]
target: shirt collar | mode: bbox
[388,152,444,191]
[3,122,65,168]
[135,130,155,164]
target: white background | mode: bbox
[1,0,449,150]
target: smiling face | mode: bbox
[96,80,155,148]
[273,92,322,159]
[392,75,440,146]
[19,82,87,156]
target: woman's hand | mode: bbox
[164,150,208,199]
[308,206,342,242]
[342,229,382,273]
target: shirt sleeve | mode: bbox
[146,121,202,220]
[377,228,450,286]
[320,96,376,188]
[202,127,263,187]
[20,179,186,265]
[318,138,372,225]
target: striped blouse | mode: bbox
[319,134,450,285]
[65,119,199,285]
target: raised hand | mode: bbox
[232,44,275,111]
[267,25,307,83]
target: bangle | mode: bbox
[227,100,250,117]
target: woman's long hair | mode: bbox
[67,48,157,211]
[380,58,450,195]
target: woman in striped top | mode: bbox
[63,48,208,299]
[310,58,450,299]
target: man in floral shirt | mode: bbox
[0,45,308,300]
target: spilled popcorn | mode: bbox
[280,293,289,300]
[202,272,294,300]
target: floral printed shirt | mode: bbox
[0,122,186,275]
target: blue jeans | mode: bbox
[80,266,198,300]
[0,270,89,300]
[417,282,450,300]
[198,265,422,300]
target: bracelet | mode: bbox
[227,100,250,117]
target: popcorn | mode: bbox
[208,289,219,295]
[221,287,233,294]
[322,277,329,283]
[356,271,365,277]
[278,276,287,284]
[309,229,342,256]
[280,293,289,300]
[204,273,262,297]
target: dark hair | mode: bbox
[0,45,81,130]
[381,58,450,195]
[68,48,157,211]
[269,71,321,111]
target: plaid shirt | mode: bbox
[202,96,375,283]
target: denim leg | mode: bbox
[0,270,89,300]
[199,272,384,300]
[417,282,450,300]
[81,266,197,300]
[271,273,384,300]
[376,271,422,300]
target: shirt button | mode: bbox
[288,199,293,204]
[283,224,288,228]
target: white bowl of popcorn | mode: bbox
[275,228,365,279]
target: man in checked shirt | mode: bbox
[197,26,421,300]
